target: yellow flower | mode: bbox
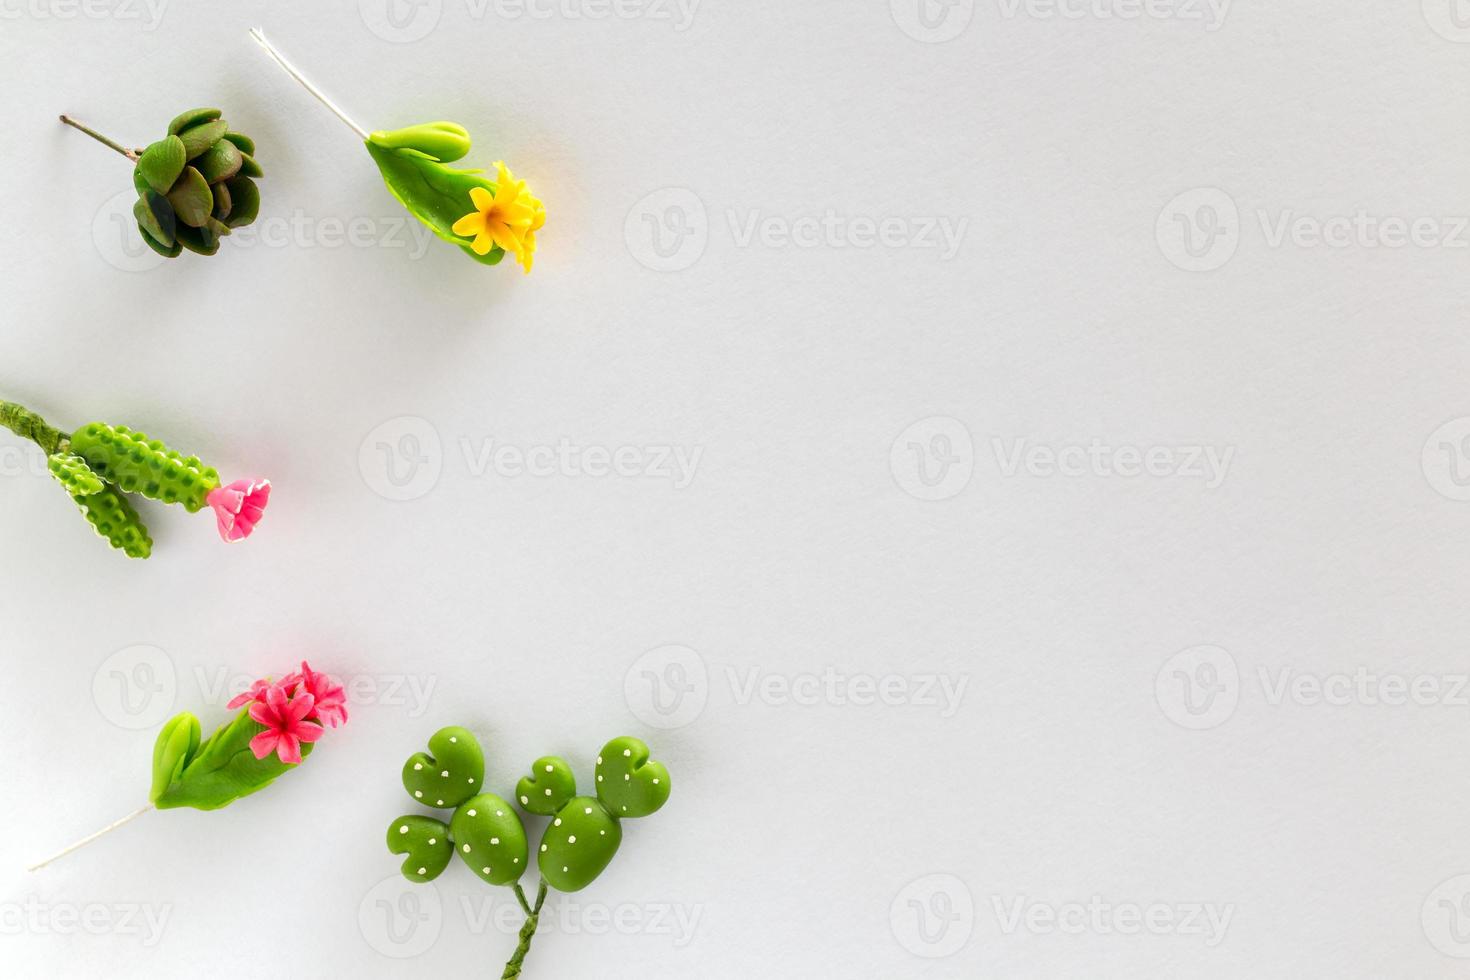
[451,161,544,273]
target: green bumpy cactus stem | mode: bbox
[69,483,153,559]
[48,452,104,496]
[70,422,219,511]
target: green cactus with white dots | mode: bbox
[387,726,671,978]
[0,401,263,558]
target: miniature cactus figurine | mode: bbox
[0,400,271,557]
[61,107,262,257]
[28,662,348,870]
[387,727,671,977]
[250,29,545,272]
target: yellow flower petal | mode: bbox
[470,231,495,256]
[452,211,486,236]
[468,186,495,212]
[488,220,522,256]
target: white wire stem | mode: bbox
[249,28,370,140]
[27,804,153,872]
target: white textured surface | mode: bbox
[3,1,1470,977]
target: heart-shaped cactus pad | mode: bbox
[594,736,671,819]
[402,726,484,809]
[449,793,528,886]
[387,815,453,882]
[515,756,577,816]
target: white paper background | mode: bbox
[4,1,1470,976]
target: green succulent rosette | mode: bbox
[61,107,262,258]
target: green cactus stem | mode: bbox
[70,422,220,511]
[0,400,68,455]
[501,880,547,980]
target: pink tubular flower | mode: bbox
[207,478,271,542]
[226,669,303,710]
[293,661,348,729]
[248,685,324,765]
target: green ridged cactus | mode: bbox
[387,726,671,978]
[0,400,271,558]
[61,108,262,258]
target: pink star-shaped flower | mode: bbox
[248,684,323,765]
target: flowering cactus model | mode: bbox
[60,107,262,257]
[29,663,348,870]
[250,29,545,272]
[0,400,270,558]
[388,727,670,977]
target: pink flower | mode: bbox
[293,661,348,728]
[207,478,271,542]
[248,684,324,765]
[226,677,276,710]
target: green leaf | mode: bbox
[149,712,201,803]
[365,140,505,266]
[210,180,231,221]
[176,223,221,256]
[133,191,176,248]
[140,227,183,259]
[222,132,255,156]
[167,107,221,136]
[222,176,259,228]
[238,153,264,179]
[178,119,227,159]
[369,122,471,163]
[153,707,312,811]
[166,166,213,228]
[194,139,242,183]
[137,136,186,196]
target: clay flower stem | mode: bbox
[59,115,143,161]
[0,400,68,455]
[501,879,548,979]
[248,28,368,140]
[27,804,153,871]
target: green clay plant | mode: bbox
[250,28,545,272]
[61,107,262,257]
[0,400,271,558]
[28,662,347,871]
[388,727,671,977]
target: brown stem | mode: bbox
[59,115,143,161]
